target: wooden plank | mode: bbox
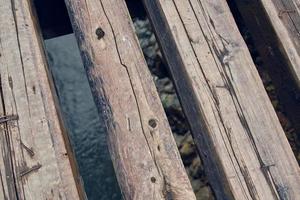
[64,0,196,199]
[260,0,300,88]
[230,0,300,163]
[0,0,85,199]
[142,0,300,199]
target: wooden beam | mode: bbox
[142,0,300,199]
[257,0,300,88]
[0,0,85,199]
[230,0,300,163]
[64,0,196,199]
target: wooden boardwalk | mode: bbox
[0,0,299,199]
[142,0,300,199]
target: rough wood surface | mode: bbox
[257,0,300,88]
[231,0,300,164]
[0,0,85,199]
[64,0,196,199]
[142,0,300,199]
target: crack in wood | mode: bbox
[191,2,284,197]
[10,0,31,117]
[0,71,20,200]
[143,0,233,198]
[172,1,256,198]
[143,0,300,199]
[100,0,164,177]
[188,1,293,199]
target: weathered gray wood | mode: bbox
[64,0,196,199]
[231,0,300,163]
[142,0,300,199]
[257,0,300,88]
[0,0,85,199]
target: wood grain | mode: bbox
[0,0,85,199]
[258,0,300,88]
[231,0,300,165]
[142,0,300,199]
[64,0,196,199]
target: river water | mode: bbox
[45,34,121,200]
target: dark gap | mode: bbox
[33,0,121,200]
[126,1,213,199]
[227,0,300,164]
[34,0,73,39]
[125,0,147,20]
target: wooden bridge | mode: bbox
[0,0,299,199]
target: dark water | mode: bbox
[44,34,121,200]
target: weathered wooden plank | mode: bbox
[142,0,300,199]
[251,0,300,88]
[0,0,85,199]
[230,0,300,163]
[64,0,196,199]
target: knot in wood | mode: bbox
[95,27,105,39]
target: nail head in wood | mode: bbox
[148,119,157,129]
[95,27,105,39]
[151,177,156,183]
